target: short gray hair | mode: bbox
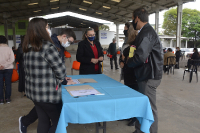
[113,38,116,42]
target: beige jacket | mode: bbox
[164,52,176,65]
[0,44,15,69]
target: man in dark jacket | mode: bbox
[51,29,76,63]
[108,38,119,70]
[127,8,163,133]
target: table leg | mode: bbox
[96,122,106,133]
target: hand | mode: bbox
[67,80,76,85]
[122,54,125,61]
[91,58,99,64]
[65,77,72,80]
[120,62,124,68]
[0,65,4,70]
[98,56,104,61]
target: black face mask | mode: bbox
[132,18,138,30]
[123,30,128,37]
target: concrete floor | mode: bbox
[1,51,200,133]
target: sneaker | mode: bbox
[6,99,11,103]
[19,116,27,133]
[0,100,4,105]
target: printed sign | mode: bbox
[101,32,107,39]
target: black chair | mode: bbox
[183,60,200,83]
[166,56,176,75]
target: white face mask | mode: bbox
[47,29,51,37]
[61,40,70,48]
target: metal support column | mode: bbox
[155,10,159,34]
[12,22,16,48]
[176,1,183,48]
[4,19,8,40]
[116,23,119,48]
[186,40,188,48]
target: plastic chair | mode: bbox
[117,51,120,55]
[166,56,176,75]
[71,61,80,75]
[64,51,71,62]
[103,51,107,57]
[12,69,19,82]
[183,60,200,83]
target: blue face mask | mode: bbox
[88,36,95,41]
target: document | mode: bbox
[65,85,101,96]
[71,79,97,84]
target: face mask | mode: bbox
[47,29,51,37]
[61,40,70,48]
[88,36,95,41]
[132,18,138,30]
[123,30,128,37]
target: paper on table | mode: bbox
[72,79,80,84]
[78,78,97,84]
[65,85,101,96]
[70,89,100,96]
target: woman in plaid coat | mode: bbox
[22,18,75,133]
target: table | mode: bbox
[56,74,154,133]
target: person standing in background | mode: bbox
[0,35,15,104]
[76,28,104,74]
[108,38,119,70]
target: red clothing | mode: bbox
[90,44,99,71]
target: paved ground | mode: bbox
[0,51,200,133]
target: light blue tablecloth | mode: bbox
[56,74,154,133]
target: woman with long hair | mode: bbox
[22,18,75,133]
[186,48,200,69]
[76,28,103,74]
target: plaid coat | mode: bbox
[23,40,66,103]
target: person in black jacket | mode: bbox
[76,28,103,74]
[108,38,119,70]
[175,47,181,69]
[15,36,25,95]
[127,8,163,133]
[186,48,199,69]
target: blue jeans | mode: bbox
[0,69,13,100]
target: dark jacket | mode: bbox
[51,34,65,63]
[175,50,181,62]
[16,43,25,92]
[108,43,117,55]
[76,39,103,74]
[127,23,163,82]
[191,52,199,60]
[120,46,137,85]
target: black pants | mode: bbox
[110,54,118,69]
[187,59,193,69]
[33,102,61,133]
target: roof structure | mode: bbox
[0,0,194,27]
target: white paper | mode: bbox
[72,79,80,84]
[69,89,100,96]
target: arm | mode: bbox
[3,49,15,68]
[76,43,93,64]
[45,45,66,80]
[127,37,153,68]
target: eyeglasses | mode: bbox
[87,34,95,37]
[66,37,74,44]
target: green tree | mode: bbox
[162,8,200,46]
[99,25,110,31]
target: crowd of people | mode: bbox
[0,7,199,133]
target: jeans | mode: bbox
[0,69,13,100]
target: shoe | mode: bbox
[19,116,27,133]
[0,99,4,104]
[115,68,119,70]
[6,98,11,103]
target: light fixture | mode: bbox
[28,3,38,5]
[79,8,87,11]
[83,0,92,4]
[50,0,59,2]
[103,6,111,9]
[96,12,102,15]
[111,0,121,2]
[33,10,41,12]
[51,7,59,9]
